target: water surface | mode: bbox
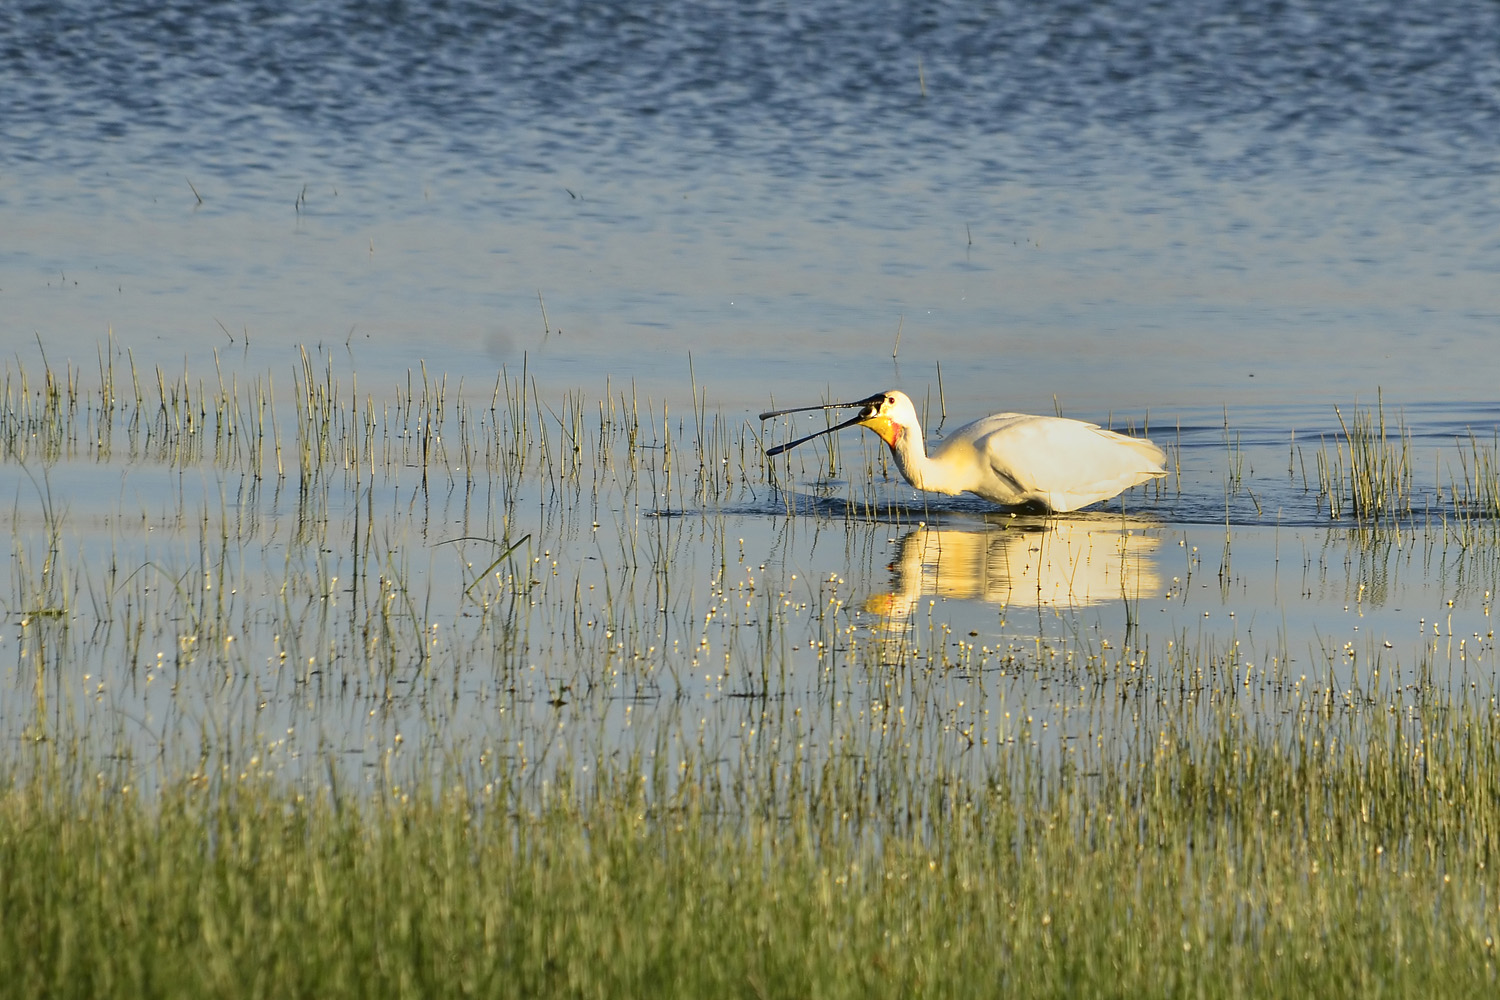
[4,0,1498,410]
[3,0,1499,790]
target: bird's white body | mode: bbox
[769,389,1167,513]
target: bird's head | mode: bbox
[855,390,917,448]
[760,388,919,457]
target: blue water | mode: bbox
[3,0,1499,480]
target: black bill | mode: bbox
[760,392,884,456]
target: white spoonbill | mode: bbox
[760,389,1167,513]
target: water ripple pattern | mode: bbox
[2,0,1499,409]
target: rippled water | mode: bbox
[5,0,1499,411]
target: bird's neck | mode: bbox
[885,424,933,490]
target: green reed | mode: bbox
[1317,394,1414,522]
[5,347,1500,998]
[2,655,1497,1000]
[1452,428,1500,521]
[1307,396,1500,543]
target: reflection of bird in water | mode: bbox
[864,519,1161,626]
[762,389,1166,513]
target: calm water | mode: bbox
[4,1,1499,783]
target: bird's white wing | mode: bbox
[941,414,1164,512]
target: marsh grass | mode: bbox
[1303,396,1500,547]
[5,349,1500,998]
[2,671,1497,1000]
[1452,428,1500,522]
[1315,396,1415,522]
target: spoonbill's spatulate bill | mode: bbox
[760,389,1167,513]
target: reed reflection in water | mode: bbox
[865,517,1161,628]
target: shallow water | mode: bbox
[3,364,1495,796]
[3,1,1499,789]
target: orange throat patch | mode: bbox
[862,415,902,448]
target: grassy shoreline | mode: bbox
[3,692,1496,1000]
[5,352,1500,997]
